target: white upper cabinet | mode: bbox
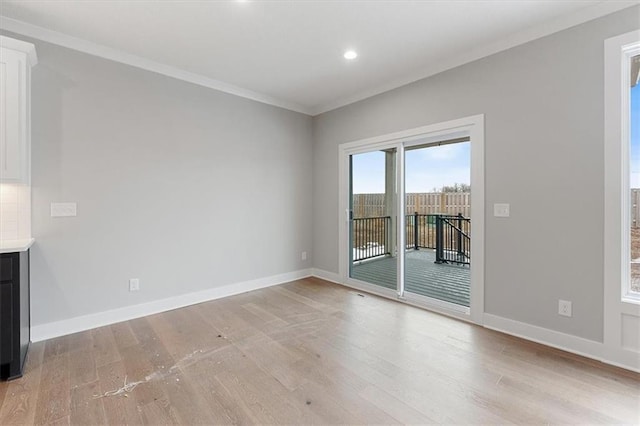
[0,36,37,183]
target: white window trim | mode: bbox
[604,30,640,305]
[604,29,640,371]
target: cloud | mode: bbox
[350,142,471,193]
[405,167,470,192]
[417,143,466,161]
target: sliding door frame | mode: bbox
[338,114,485,324]
[340,139,403,300]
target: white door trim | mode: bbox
[338,114,485,324]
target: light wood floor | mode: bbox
[0,278,638,425]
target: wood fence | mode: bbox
[353,192,471,218]
[632,189,640,228]
[354,189,640,226]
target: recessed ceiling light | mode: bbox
[344,50,358,60]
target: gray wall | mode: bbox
[3,6,638,339]
[4,33,314,326]
[312,7,640,342]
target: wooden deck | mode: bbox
[351,249,470,307]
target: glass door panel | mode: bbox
[349,149,398,292]
[403,140,471,307]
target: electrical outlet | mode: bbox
[129,278,140,292]
[301,251,307,261]
[558,299,572,317]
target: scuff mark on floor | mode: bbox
[93,346,227,399]
[93,374,148,399]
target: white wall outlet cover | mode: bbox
[51,202,77,217]
[493,203,510,217]
[301,251,307,260]
[559,299,572,317]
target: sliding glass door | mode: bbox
[340,117,483,320]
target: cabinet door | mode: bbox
[0,48,25,181]
[0,281,13,364]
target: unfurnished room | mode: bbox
[0,1,639,424]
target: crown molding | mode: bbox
[0,16,313,116]
[312,1,640,115]
[1,1,638,117]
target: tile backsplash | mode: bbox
[0,183,31,241]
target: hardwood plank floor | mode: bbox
[1,277,638,425]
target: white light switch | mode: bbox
[129,278,140,292]
[51,202,77,217]
[493,203,510,217]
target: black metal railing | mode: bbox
[405,213,437,250]
[352,216,391,261]
[435,214,470,265]
[352,213,470,265]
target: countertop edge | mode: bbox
[0,238,35,254]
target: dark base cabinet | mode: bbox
[0,250,30,381]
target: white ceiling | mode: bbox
[0,0,637,115]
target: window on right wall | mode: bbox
[604,29,640,371]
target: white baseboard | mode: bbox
[310,268,341,284]
[32,268,639,373]
[31,268,312,342]
[483,313,603,359]
[484,313,639,373]
[308,271,639,373]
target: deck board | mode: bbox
[351,249,470,307]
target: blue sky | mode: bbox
[351,142,470,194]
[631,82,640,188]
